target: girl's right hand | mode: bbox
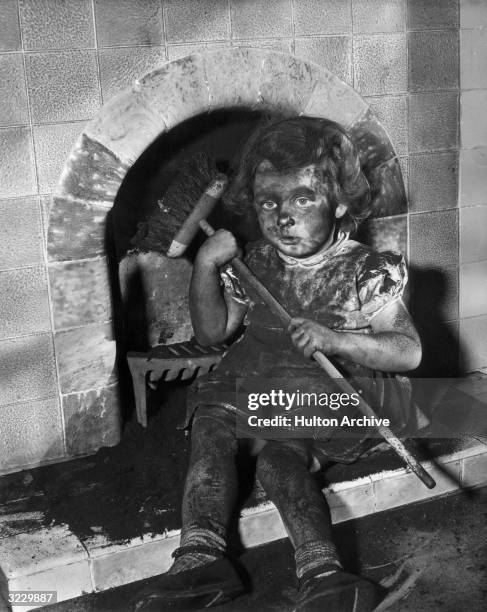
[197,229,241,268]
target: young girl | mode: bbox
[134,117,422,612]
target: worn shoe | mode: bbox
[132,558,245,611]
[293,570,383,612]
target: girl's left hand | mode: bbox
[288,317,342,359]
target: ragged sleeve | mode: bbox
[218,241,267,309]
[356,250,408,318]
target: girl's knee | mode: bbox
[256,440,310,482]
[191,409,237,457]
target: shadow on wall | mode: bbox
[409,267,463,378]
[407,267,464,424]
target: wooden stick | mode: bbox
[166,174,228,258]
[199,219,436,489]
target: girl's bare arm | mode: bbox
[189,230,248,346]
[289,300,422,372]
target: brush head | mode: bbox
[130,153,222,255]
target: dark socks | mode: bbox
[168,527,227,575]
[295,540,343,583]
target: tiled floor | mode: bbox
[40,485,487,612]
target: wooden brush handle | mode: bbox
[198,219,436,489]
[167,174,228,258]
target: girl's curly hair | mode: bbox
[224,116,371,233]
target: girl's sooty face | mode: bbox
[252,161,347,258]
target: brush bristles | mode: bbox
[131,153,220,254]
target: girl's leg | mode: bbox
[256,441,382,612]
[256,440,342,582]
[171,406,239,573]
[131,406,245,610]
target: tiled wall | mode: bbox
[459,0,487,371]
[0,0,474,472]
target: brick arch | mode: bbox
[46,48,406,456]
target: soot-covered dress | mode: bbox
[186,232,413,463]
